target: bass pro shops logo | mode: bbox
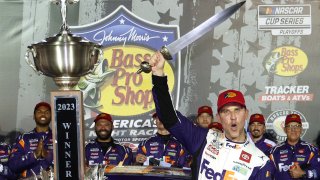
[70,6,181,147]
[263,46,308,76]
[71,5,180,116]
[266,109,309,142]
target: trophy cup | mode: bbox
[25,0,101,91]
[25,0,101,179]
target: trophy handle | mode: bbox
[25,47,43,75]
[88,47,103,74]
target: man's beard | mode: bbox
[96,130,112,140]
[251,130,262,138]
[35,118,51,127]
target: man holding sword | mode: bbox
[148,51,272,180]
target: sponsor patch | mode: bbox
[90,156,99,159]
[204,151,217,160]
[170,144,177,148]
[226,142,240,149]
[266,171,271,177]
[239,150,252,163]
[168,152,176,157]
[150,147,158,151]
[200,159,235,179]
[232,165,248,175]
[207,144,219,155]
[0,158,8,162]
[108,156,117,160]
[280,154,288,158]
[90,148,99,152]
[150,142,159,146]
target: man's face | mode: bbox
[249,122,265,139]
[285,122,302,143]
[197,113,213,128]
[218,103,248,142]
[95,119,113,141]
[34,105,51,127]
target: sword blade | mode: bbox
[137,1,246,73]
[166,1,245,56]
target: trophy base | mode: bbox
[53,77,80,90]
[51,90,85,179]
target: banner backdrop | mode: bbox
[0,0,319,150]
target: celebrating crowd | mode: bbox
[0,53,319,180]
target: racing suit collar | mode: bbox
[33,127,52,134]
[224,135,250,149]
[255,135,266,145]
[285,138,302,147]
[95,137,115,144]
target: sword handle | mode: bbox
[159,46,173,60]
[136,46,172,74]
[136,61,152,74]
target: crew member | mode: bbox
[248,113,276,155]
[136,113,188,168]
[9,102,53,178]
[269,114,320,179]
[85,113,133,166]
[195,106,214,128]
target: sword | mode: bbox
[137,1,246,74]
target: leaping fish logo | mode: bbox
[264,52,282,73]
[75,59,115,108]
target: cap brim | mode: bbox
[218,101,246,112]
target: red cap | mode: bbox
[94,113,112,123]
[285,114,301,125]
[217,90,245,112]
[208,122,223,132]
[249,114,265,125]
[34,102,51,113]
[198,106,213,116]
[152,112,158,118]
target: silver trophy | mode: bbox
[25,0,102,90]
[25,0,100,179]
